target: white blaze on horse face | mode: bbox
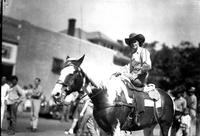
[51,66,75,96]
[59,66,75,81]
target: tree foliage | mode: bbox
[148,42,200,96]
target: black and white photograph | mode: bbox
[2,0,200,136]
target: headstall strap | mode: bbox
[56,79,68,87]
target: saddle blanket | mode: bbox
[144,98,161,108]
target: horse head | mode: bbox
[51,55,85,104]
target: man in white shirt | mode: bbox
[1,76,10,128]
[5,75,25,135]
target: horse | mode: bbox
[51,55,175,136]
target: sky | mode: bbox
[3,0,200,46]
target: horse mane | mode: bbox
[92,84,108,93]
[79,68,98,88]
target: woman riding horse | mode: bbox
[51,55,174,136]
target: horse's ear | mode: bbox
[66,56,70,61]
[76,54,85,67]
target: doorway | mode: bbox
[1,63,13,78]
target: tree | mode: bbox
[149,42,200,92]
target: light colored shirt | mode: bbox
[6,84,25,105]
[187,94,197,118]
[121,47,151,77]
[31,85,43,99]
[1,83,10,103]
[174,96,187,112]
[180,114,191,129]
[187,94,197,110]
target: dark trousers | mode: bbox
[133,92,144,113]
[7,103,18,132]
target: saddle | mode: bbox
[122,78,160,101]
[119,78,161,128]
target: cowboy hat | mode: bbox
[125,33,145,47]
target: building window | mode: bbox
[2,42,18,64]
[52,57,64,74]
[2,44,12,59]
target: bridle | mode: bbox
[56,79,69,87]
[56,65,85,93]
[54,64,100,105]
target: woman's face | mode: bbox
[130,40,139,52]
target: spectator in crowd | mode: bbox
[186,87,197,121]
[60,104,69,122]
[197,98,200,136]
[48,97,56,107]
[64,91,86,135]
[186,86,197,136]
[26,84,33,99]
[23,84,33,112]
[171,87,187,136]
[176,108,191,136]
[5,75,25,135]
[75,84,101,136]
[76,98,99,136]
[29,77,43,132]
[20,86,28,112]
[167,89,175,100]
[1,76,10,129]
[60,92,78,122]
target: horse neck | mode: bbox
[80,68,98,88]
[79,68,112,107]
[89,87,113,107]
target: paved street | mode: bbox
[1,111,71,136]
[1,111,160,136]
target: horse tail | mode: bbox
[153,100,164,135]
[157,88,175,136]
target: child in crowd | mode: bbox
[176,108,191,136]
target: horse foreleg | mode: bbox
[143,124,156,136]
[112,120,121,136]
